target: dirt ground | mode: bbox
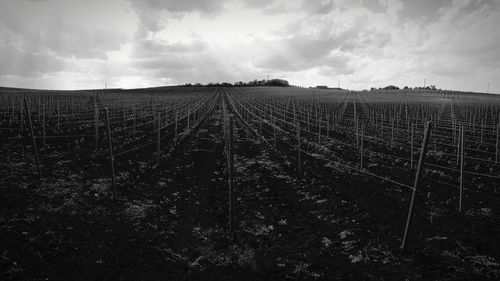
[1,99,499,280]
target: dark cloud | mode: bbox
[131,38,210,79]
[134,55,194,71]
[251,5,394,74]
[339,26,392,51]
[399,0,446,22]
[421,0,500,67]
[436,0,497,21]
[241,0,276,9]
[133,51,245,84]
[132,39,207,58]
[128,0,225,36]
[0,7,126,60]
[360,0,385,13]
[242,0,301,15]
[317,63,356,77]
[130,38,209,83]
[252,35,355,73]
[270,11,392,56]
[130,0,224,14]
[43,17,126,59]
[0,44,66,77]
[0,7,43,52]
[300,0,336,15]
[426,60,471,77]
[300,0,382,15]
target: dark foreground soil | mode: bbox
[1,100,499,280]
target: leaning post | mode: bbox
[401,121,433,250]
[24,97,41,178]
[104,107,117,201]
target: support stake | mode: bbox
[104,107,117,200]
[360,124,364,170]
[496,124,499,164]
[157,111,161,165]
[94,95,99,151]
[401,121,433,250]
[459,126,465,213]
[228,115,235,238]
[297,122,302,177]
[24,98,41,178]
[410,123,414,170]
[273,119,277,155]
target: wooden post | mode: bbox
[401,121,433,250]
[157,111,161,165]
[459,126,465,213]
[133,104,136,138]
[356,117,359,149]
[481,119,484,145]
[122,106,126,127]
[228,115,235,237]
[187,109,191,131]
[307,111,310,132]
[452,120,456,146]
[57,100,60,134]
[8,98,13,125]
[174,110,178,141]
[326,114,330,138]
[380,114,384,137]
[318,117,321,144]
[20,99,24,130]
[456,125,461,166]
[104,107,117,201]
[391,119,394,148]
[360,124,364,170]
[410,123,414,170]
[94,95,99,151]
[297,122,302,177]
[405,103,409,133]
[153,106,157,132]
[273,119,277,154]
[496,124,499,164]
[353,92,357,146]
[259,113,263,135]
[24,98,41,178]
[37,97,41,121]
[42,104,46,151]
[223,102,227,144]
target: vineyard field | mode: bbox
[1,86,499,280]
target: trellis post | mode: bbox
[401,121,433,250]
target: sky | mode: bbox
[0,0,499,92]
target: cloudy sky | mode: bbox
[0,0,499,92]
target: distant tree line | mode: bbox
[312,85,343,90]
[180,78,290,87]
[371,85,439,91]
